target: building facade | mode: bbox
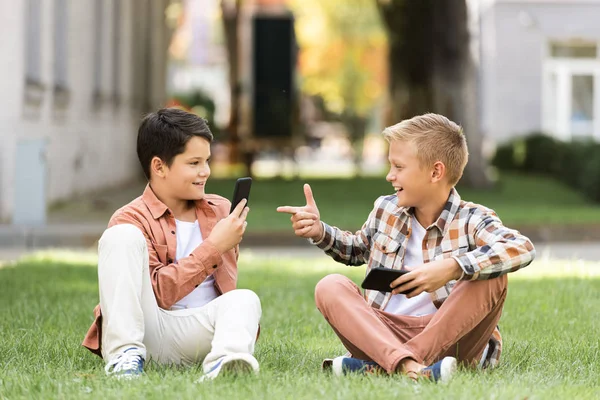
[0,0,171,223]
[479,0,600,143]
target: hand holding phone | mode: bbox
[208,199,249,253]
[361,267,411,294]
[230,177,252,215]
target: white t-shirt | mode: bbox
[384,216,438,316]
[170,219,219,310]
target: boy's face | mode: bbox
[160,136,211,201]
[386,140,434,208]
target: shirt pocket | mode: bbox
[371,233,404,269]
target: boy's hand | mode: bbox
[276,184,323,240]
[389,258,463,298]
[208,199,249,254]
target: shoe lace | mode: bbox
[105,349,144,375]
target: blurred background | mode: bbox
[2,0,600,252]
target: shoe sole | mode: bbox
[198,354,259,382]
[220,359,254,376]
[440,357,457,383]
[331,357,344,376]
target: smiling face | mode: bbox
[385,139,435,208]
[159,136,211,201]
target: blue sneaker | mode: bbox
[331,357,386,376]
[417,357,457,383]
[104,347,145,379]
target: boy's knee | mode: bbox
[229,289,262,313]
[99,224,146,249]
[314,274,350,308]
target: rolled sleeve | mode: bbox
[190,238,223,270]
[454,211,536,281]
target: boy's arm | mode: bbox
[309,197,383,266]
[109,200,247,310]
[110,212,224,310]
[453,210,536,281]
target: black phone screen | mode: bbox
[230,177,252,214]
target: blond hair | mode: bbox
[382,113,468,186]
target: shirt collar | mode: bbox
[431,188,461,235]
[398,188,461,235]
[142,184,216,220]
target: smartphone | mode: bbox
[230,177,252,214]
[361,267,411,294]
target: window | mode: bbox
[550,42,597,59]
[92,0,104,109]
[24,0,44,111]
[543,41,600,140]
[112,0,121,106]
[53,0,69,109]
[25,0,42,85]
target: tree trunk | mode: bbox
[221,0,242,166]
[377,0,435,123]
[431,0,490,188]
[376,0,491,188]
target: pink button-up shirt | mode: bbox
[82,185,238,356]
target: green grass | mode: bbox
[0,252,598,399]
[206,173,600,232]
[48,173,600,230]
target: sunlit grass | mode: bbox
[0,251,598,399]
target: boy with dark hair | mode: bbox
[278,113,535,382]
[83,108,261,380]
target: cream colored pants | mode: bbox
[98,224,261,370]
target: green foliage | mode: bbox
[493,133,600,203]
[289,0,386,117]
[172,90,221,137]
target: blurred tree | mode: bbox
[376,0,491,188]
[290,0,387,175]
[171,90,220,137]
[220,0,243,167]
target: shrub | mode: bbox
[493,132,600,203]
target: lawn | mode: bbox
[0,252,598,399]
[207,173,600,232]
[48,173,600,230]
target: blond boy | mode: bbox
[277,113,535,382]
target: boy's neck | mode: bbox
[149,182,196,220]
[412,187,453,228]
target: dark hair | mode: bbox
[137,108,214,179]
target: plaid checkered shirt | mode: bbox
[313,188,536,368]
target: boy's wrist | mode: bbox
[445,258,463,281]
[312,222,325,243]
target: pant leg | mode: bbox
[404,275,508,367]
[98,224,163,362]
[194,289,262,371]
[155,289,261,368]
[315,274,419,373]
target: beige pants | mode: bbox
[315,273,507,373]
[98,224,261,370]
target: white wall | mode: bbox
[0,0,165,223]
[480,0,600,142]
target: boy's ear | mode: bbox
[150,156,167,178]
[431,161,446,183]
